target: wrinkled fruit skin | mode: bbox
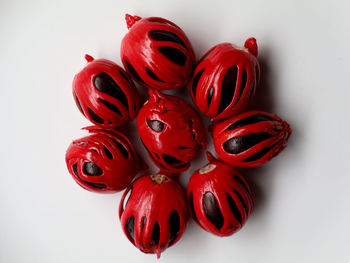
[212,110,291,168]
[119,174,189,258]
[137,90,206,173]
[121,14,195,90]
[72,54,140,127]
[187,152,254,236]
[65,126,141,193]
[190,39,260,120]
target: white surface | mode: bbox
[1,0,350,262]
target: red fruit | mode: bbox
[137,89,206,173]
[187,152,254,236]
[121,14,195,90]
[119,174,189,258]
[211,110,291,168]
[65,126,141,193]
[190,39,260,120]
[73,54,140,127]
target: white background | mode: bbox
[1,0,350,262]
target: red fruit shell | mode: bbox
[65,126,141,193]
[211,110,291,168]
[187,152,254,236]
[73,54,140,127]
[136,89,206,173]
[121,14,195,90]
[190,39,260,120]
[119,174,189,258]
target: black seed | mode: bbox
[158,46,187,66]
[163,154,182,164]
[169,211,180,244]
[145,68,164,82]
[218,66,238,114]
[227,194,242,224]
[203,192,224,230]
[125,216,135,242]
[223,132,274,154]
[124,60,145,84]
[233,189,247,214]
[98,99,122,115]
[152,222,160,245]
[72,163,106,189]
[83,162,103,176]
[192,69,204,98]
[234,175,249,193]
[236,70,247,103]
[88,108,104,124]
[146,118,165,132]
[244,145,274,162]
[94,73,128,109]
[150,30,187,50]
[208,86,214,106]
[112,139,129,158]
[189,192,198,222]
[226,114,274,130]
[103,146,113,159]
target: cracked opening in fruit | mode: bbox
[227,193,242,224]
[236,69,247,103]
[72,163,106,189]
[112,139,129,158]
[103,146,113,159]
[203,192,224,230]
[158,46,187,66]
[99,99,122,115]
[226,114,274,130]
[145,68,164,82]
[122,187,132,211]
[189,191,198,222]
[150,30,187,50]
[152,222,160,245]
[169,210,180,245]
[163,154,182,164]
[234,189,247,213]
[94,73,128,109]
[218,66,238,115]
[75,94,84,115]
[178,146,188,149]
[88,108,104,124]
[208,86,214,106]
[234,175,249,192]
[125,216,135,243]
[147,118,165,132]
[192,69,204,98]
[124,60,145,84]
[223,132,274,154]
[153,152,160,160]
[244,145,274,162]
[83,162,103,176]
[119,69,131,84]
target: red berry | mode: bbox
[187,152,254,236]
[119,174,189,258]
[121,14,195,90]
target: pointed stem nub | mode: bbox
[125,14,142,30]
[244,37,258,57]
[84,54,94,63]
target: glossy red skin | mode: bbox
[73,55,140,127]
[190,39,260,120]
[121,14,195,90]
[212,110,292,168]
[187,153,254,236]
[65,126,141,193]
[137,89,206,173]
[119,174,189,258]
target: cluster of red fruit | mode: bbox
[65,14,291,258]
